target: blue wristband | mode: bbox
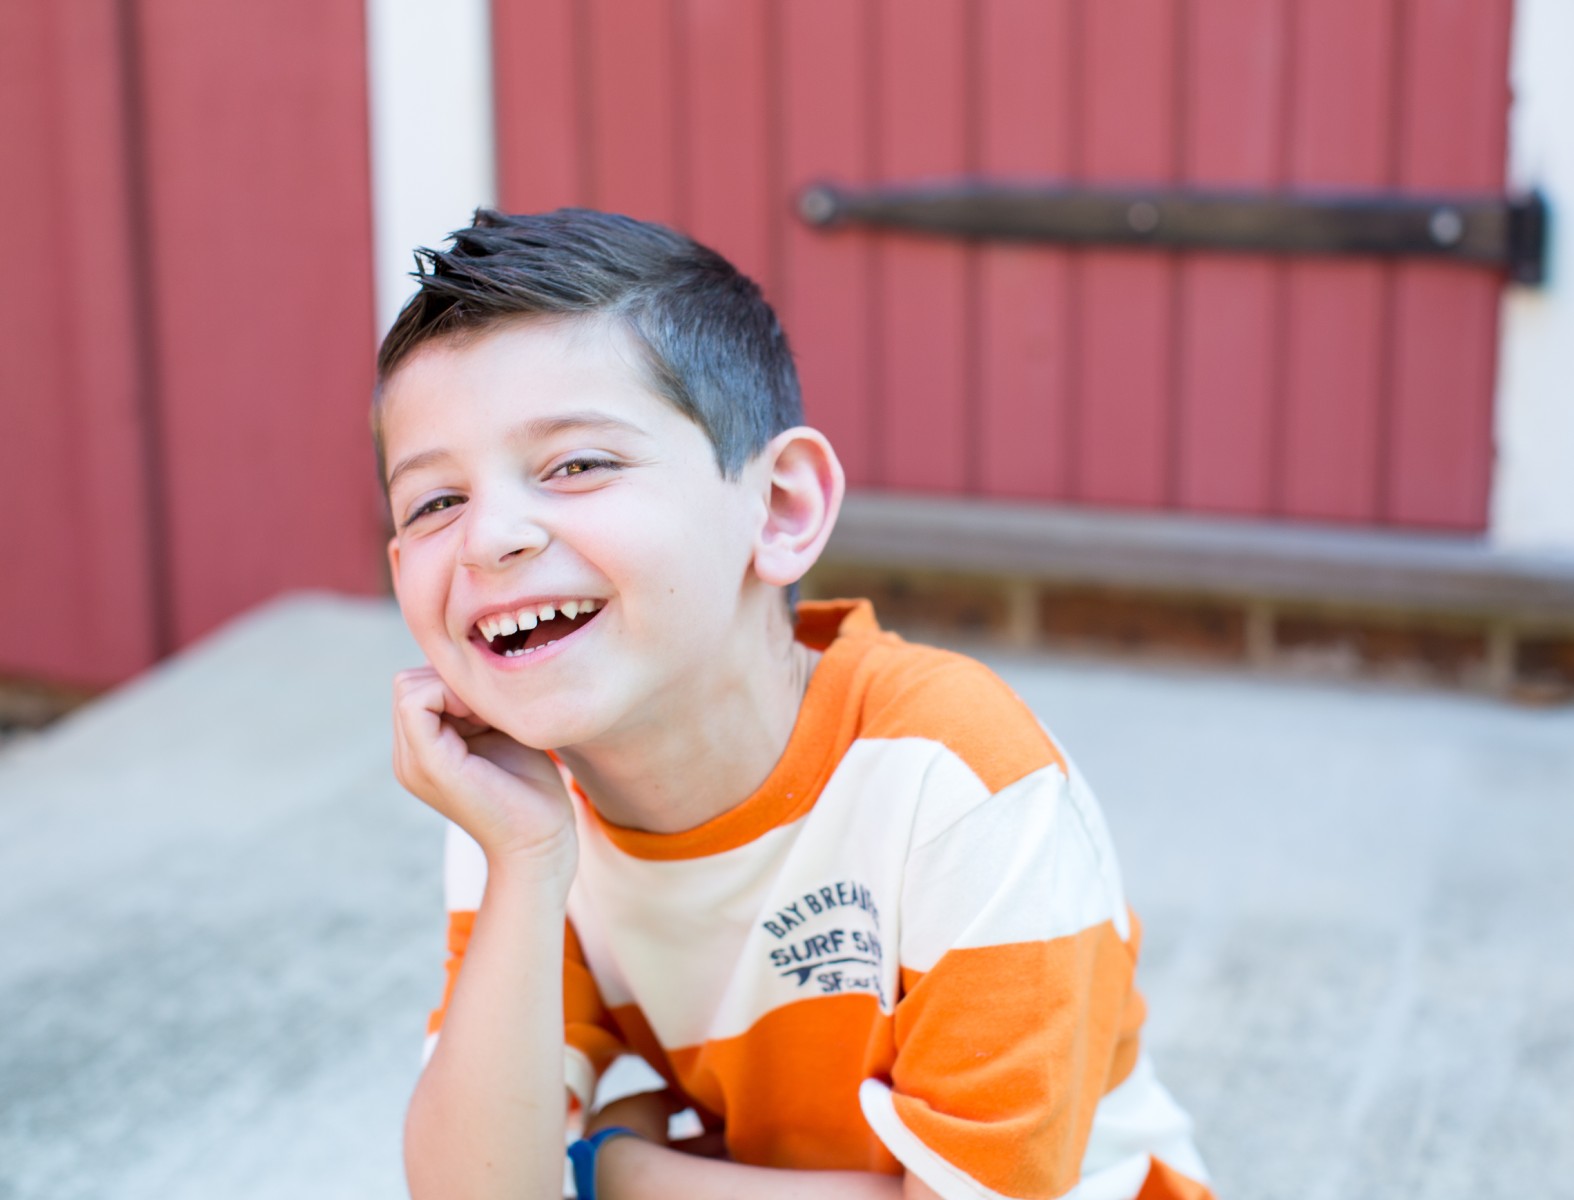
[567,1125,642,1200]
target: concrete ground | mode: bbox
[3,593,1571,1200]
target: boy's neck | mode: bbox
[555,615,821,836]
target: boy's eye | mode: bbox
[552,456,621,479]
[406,494,463,526]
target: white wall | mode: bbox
[1491,0,1574,554]
[365,0,497,342]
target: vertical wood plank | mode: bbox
[874,0,971,492]
[1174,0,1288,515]
[584,0,683,225]
[0,2,79,682]
[492,0,584,212]
[0,0,160,686]
[1280,0,1396,523]
[781,0,878,486]
[1076,0,1181,507]
[975,0,1076,501]
[1386,0,1512,529]
[683,0,774,294]
[136,0,383,648]
[54,1,162,680]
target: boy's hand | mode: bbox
[392,666,577,886]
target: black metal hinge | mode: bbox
[797,180,1548,284]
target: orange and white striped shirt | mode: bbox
[428,600,1211,1200]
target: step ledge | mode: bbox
[823,493,1574,622]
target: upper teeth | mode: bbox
[478,599,601,642]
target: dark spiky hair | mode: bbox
[373,208,801,485]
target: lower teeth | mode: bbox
[501,639,558,659]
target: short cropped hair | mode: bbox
[374,208,801,484]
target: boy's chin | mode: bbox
[471,709,562,752]
[481,704,603,755]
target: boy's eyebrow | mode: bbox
[385,412,648,491]
[510,412,648,443]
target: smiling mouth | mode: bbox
[475,600,604,658]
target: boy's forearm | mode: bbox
[597,1138,911,1200]
[405,859,569,1200]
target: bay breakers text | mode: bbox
[761,879,887,1006]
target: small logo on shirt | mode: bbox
[761,879,886,1005]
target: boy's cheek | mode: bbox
[385,535,404,596]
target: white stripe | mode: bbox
[901,764,1123,974]
[569,739,943,1047]
[1060,752,1131,943]
[1080,1053,1210,1191]
[591,1053,669,1110]
[564,1045,595,1113]
[442,819,487,912]
[365,0,497,340]
[906,740,995,846]
[569,815,806,1015]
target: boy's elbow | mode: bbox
[402,1077,452,1200]
[403,1071,567,1200]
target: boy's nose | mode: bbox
[458,502,548,570]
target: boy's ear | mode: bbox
[751,427,845,588]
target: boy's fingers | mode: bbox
[388,670,577,866]
[464,731,564,794]
[444,712,492,738]
[393,670,472,786]
[394,665,452,713]
[394,667,490,732]
[394,670,463,735]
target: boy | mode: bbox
[377,209,1210,1200]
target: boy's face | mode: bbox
[381,316,765,749]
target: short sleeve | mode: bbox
[422,822,634,1114]
[859,762,1146,1200]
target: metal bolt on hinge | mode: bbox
[1429,206,1466,246]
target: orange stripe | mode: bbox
[1136,1157,1216,1200]
[1108,1004,1145,1093]
[562,918,631,1076]
[900,911,1143,1096]
[585,599,1065,859]
[796,597,881,648]
[613,994,902,1172]
[1109,911,1147,1091]
[854,641,1068,793]
[890,923,1140,1199]
[428,912,630,1080]
[599,927,1142,1183]
[583,602,887,860]
[425,909,476,1036]
[681,995,902,1172]
[602,1003,683,1098]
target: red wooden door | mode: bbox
[0,0,1518,691]
[133,0,384,649]
[0,1,160,687]
[491,0,1514,530]
[0,0,382,690]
